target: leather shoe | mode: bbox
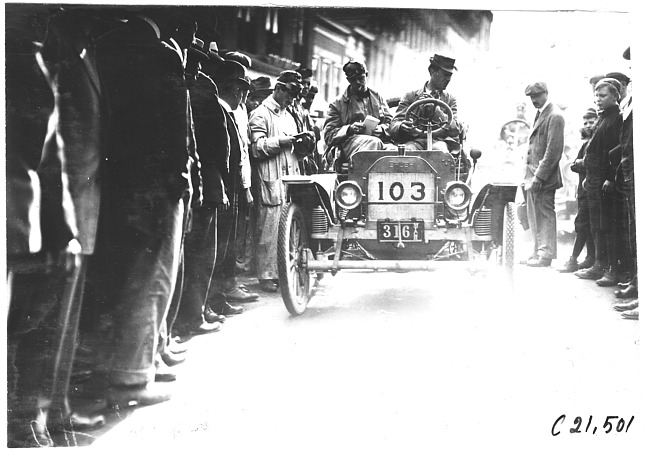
[614,284,638,299]
[527,256,552,267]
[204,308,226,324]
[106,383,172,408]
[259,279,278,292]
[167,338,188,354]
[225,285,259,302]
[175,320,223,337]
[596,268,618,287]
[575,265,605,280]
[557,257,579,273]
[621,309,639,320]
[614,300,639,312]
[217,302,244,316]
[576,256,594,270]
[161,350,186,367]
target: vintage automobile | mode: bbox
[277,98,519,315]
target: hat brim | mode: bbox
[250,89,273,99]
[208,51,224,63]
[430,63,457,73]
[236,78,251,90]
[188,47,209,63]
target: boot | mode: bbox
[575,262,606,280]
[557,256,579,273]
[596,267,619,287]
[576,255,594,270]
[614,283,638,299]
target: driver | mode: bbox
[389,54,463,153]
[322,60,394,164]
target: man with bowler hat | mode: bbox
[522,81,565,267]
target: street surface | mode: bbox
[63,228,642,455]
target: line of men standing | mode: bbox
[5,6,321,447]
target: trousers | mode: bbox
[525,187,558,259]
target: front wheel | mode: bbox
[278,203,311,315]
[501,202,515,271]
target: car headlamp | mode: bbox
[444,182,471,211]
[335,181,363,210]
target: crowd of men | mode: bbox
[5,5,636,447]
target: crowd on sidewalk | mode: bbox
[517,48,637,320]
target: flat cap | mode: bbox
[596,77,621,94]
[605,71,630,84]
[277,70,302,85]
[589,74,605,86]
[583,107,598,118]
[524,82,548,96]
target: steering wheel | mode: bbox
[500,119,530,148]
[404,97,454,133]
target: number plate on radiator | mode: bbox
[377,221,424,242]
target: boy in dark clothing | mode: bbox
[558,108,597,272]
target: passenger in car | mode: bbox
[322,60,394,165]
[389,54,463,153]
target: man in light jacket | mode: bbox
[522,82,565,267]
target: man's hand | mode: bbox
[434,106,448,123]
[372,125,383,137]
[347,121,365,136]
[400,119,419,136]
[602,180,615,195]
[531,176,543,192]
[217,194,230,213]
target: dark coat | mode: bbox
[188,71,229,205]
[583,105,622,190]
[95,17,193,237]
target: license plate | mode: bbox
[377,221,424,242]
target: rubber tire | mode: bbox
[278,203,311,316]
[502,202,515,270]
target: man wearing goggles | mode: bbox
[323,60,394,165]
[249,70,314,292]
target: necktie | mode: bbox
[534,110,540,125]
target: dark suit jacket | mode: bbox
[96,17,193,237]
[188,72,229,205]
[525,102,565,190]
